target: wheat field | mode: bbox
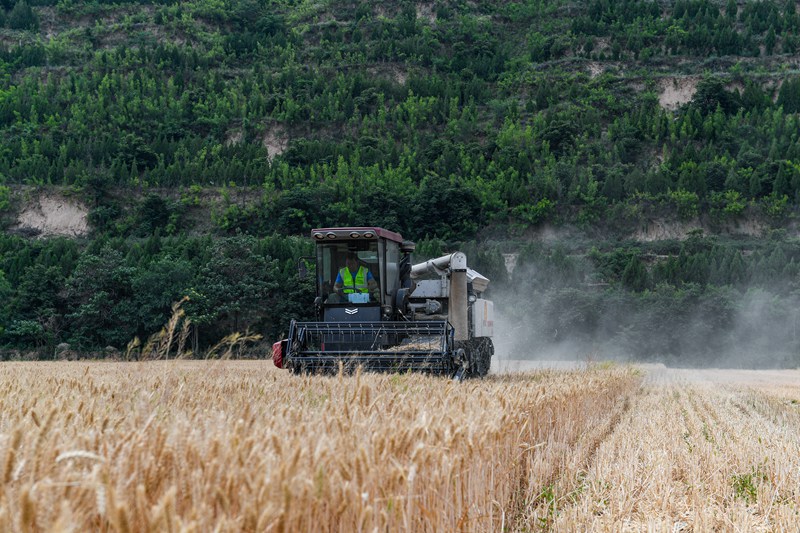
[0,361,799,531]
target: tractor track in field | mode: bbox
[513,371,641,529]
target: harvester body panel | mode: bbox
[472,299,494,338]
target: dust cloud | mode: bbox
[485,250,800,371]
[641,365,800,387]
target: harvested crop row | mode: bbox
[548,368,800,531]
[0,361,640,531]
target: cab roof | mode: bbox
[311,227,405,243]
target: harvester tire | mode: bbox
[455,338,493,378]
[470,338,493,377]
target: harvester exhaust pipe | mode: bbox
[410,252,467,279]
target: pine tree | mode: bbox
[765,26,777,55]
[728,251,748,285]
[601,169,625,201]
[622,255,649,291]
[773,162,791,197]
[8,2,39,31]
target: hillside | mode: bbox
[2,0,800,362]
[2,0,800,236]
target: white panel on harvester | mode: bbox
[472,299,494,338]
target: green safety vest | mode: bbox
[340,266,369,293]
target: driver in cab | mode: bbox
[332,252,378,302]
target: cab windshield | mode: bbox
[317,241,380,303]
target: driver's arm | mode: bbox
[367,271,379,299]
[333,271,344,295]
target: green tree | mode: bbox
[132,256,194,334]
[0,185,9,213]
[622,254,649,291]
[726,0,738,18]
[136,194,177,236]
[765,26,777,55]
[8,264,65,351]
[186,236,280,339]
[777,78,800,113]
[8,1,39,31]
[64,248,138,349]
[601,168,625,201]
[0,269,10,338]
[692,77,739,115]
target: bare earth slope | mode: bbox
[12,191,89,238]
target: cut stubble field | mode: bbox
[1,361,799,531]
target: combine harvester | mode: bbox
[272,227,494,378]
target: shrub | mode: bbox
[668,189,699,220]
[511,198,555,226]
[0,184,9,212]
[709,190,747,220]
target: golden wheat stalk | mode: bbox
[3,361,800,530]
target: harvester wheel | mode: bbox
[454,339,493,378]
[452,348,469,381]
[470,338,493,377]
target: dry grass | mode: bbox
[0,361,639,531]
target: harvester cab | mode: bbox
[273,227,494,378]
[313,227,402,321]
